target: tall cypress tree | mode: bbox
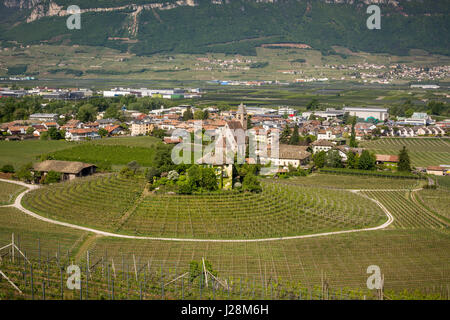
[398,146,411,172]
[289,124,300,145]
[349,116,358,148]
[280,124,291,144]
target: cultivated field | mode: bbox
[273,174,422,190]
[0,140,71,168]
[415,188,450,221]
[22,175,147,231]
[22,175,386,239]
[1,172,449,299]
[0,181,25,205]
[360,138,450,167]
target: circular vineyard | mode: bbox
[22,174,387,239]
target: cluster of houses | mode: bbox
[1,101,449,178]
[0,114,125,141]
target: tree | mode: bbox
[201,167,218,191]
[349,116,358,148]
[289,124,300,145]
[247,114,252,129]
[182,107,194,121]
[280,124,291,144]
[98,128,108,138]
[398,146,411,172]
[145,167,161,183]
[313,151,326,168]
[326,150,343,168]
[48,127,63,140]
[26,127,35,135]
[242,172,262,193]
[358,150,376,170]
[77,104,97,122]
[346,151,359,169]
[15,163,33,182]
[127,161,141,174]
[40,131,49,140]
[43,170,61,184]
[428,101,444,115]
[0,164,15,173]
[405,108,414,118]
[187,165,218,191]
[342,112,350,125]
[154,144,173,170]
[193,110,204,120]
[104,105,119,119]
[306,98,319,110]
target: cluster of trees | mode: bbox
[313,146,412,173]
[280,124,315,145]
[313,150,377,171]
[0,95,177,125]
[390,100,449,118]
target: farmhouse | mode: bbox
[426,166,446,176]
[375,154,399,168]
[311,140,334,153]
[65,128,100,141]
[261,144,311,169]
[33,160,97,181]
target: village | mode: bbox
[1,98,449,180]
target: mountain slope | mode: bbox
[1,0,449,56]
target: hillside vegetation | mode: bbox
[1,0,449,56]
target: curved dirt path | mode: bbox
[0,178,398,243]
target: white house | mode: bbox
[65,128,100,141]
[311,140,334,153]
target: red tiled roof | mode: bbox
[427,166,445,171]
[69,128,98,134]
[375,154,399,163]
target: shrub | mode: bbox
[242,172,262,193]
[0,164,15,173]
[43,170,61,184]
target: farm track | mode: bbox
[0,178,398,243]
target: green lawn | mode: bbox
[0,140,72,169]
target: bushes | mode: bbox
[42,170,61,184]
[242,172,262,193]
[0,164,15,173]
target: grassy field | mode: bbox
[0,181,25,205]
[45,144,158,167]
[0,140,72,169]
[360,138,450,167]
[0,136,162,172]
[22,175,386,239]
